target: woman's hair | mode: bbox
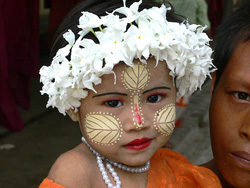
[212,1,250,89]
[50,0,184,61]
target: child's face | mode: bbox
[75,57,176,166]
[210,41,250,187]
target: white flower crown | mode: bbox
[40,0,214,115]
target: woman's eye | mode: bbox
[104,100,123,108]
[233,92,250,101]
[147,94,163,103]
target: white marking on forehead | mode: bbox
[122,63,150,91]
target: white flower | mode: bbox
[96,28,127,65]
[56,30,75,57]
[124,17,154,60]
[78,12,106,30]
[105,13,127,32]
[115,0,141,24]
[40,0,214,115]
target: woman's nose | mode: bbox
[240,110,250,140]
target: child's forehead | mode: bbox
[112,58,169,74]
[100,59,171,87]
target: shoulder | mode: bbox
[150,148,222,187]
[152,148,214,174]
[47,143,96,187]
[151,148,189,162]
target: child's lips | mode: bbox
[123,138,152,150]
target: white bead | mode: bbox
[117,180,121,185]
[105,158,150,173]
[118,164,122,168]
[104,179,110,184]
[114,176,119,181]
[110,168,114,173]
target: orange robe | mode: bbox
[39,148,222,188]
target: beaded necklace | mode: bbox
[81,137,150,188]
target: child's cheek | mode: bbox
[154,103,176,136]
[84,112,123,146]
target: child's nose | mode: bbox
[123,97,150,132]
[132,95,144,129]
[134,103,143,128]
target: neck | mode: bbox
[203,159,236,188]
[81,136,150,188]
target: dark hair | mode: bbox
[212,1,250,89]
[50,0,184,61]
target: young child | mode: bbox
[203,1,250,188]
[39,0,222,187]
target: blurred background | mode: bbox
[0,0,247,187]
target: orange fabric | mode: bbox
[147,149,222,188]
[39,149,222,188]
[39,178,66,188]
[176,96,188,107]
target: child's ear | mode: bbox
[67,109,79,122]
[210,72,216,99]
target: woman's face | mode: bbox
[210,42,250,188]
[74,57,176,166]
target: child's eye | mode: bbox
[147,94,163,103]
[104,100,123,108]
[233,92,250,101]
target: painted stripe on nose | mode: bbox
[134,104,142,125]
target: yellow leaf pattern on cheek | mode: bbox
[85,112,123,145]
[154,104,176,136]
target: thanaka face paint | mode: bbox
[84,61,176,145]
[122,63,150,129]
[154,103,175,136]
[85,112,123,146]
